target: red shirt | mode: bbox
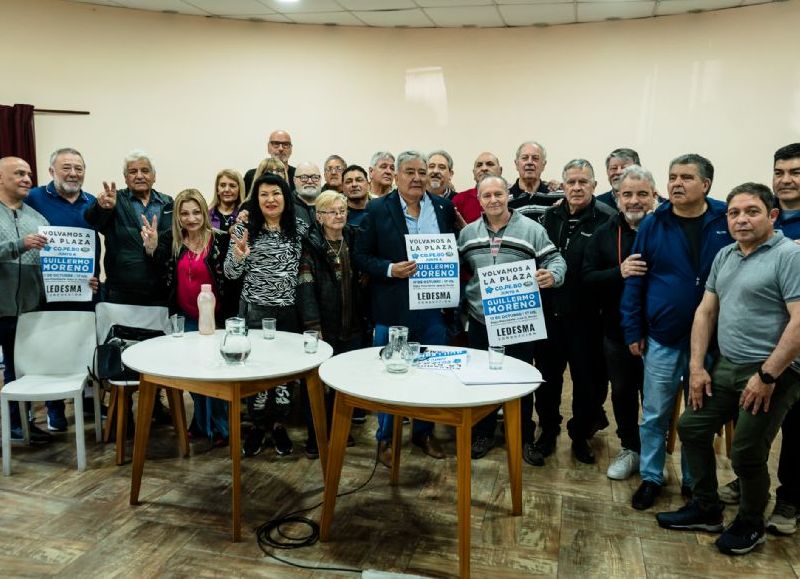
[176,242,216,320]
[453,187,482,224]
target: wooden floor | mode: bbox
[1,386,798,579]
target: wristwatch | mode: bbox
[758,367,778,384]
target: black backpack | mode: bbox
[90,325,165,382]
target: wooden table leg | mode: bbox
[230,383,242,542]
[306,370,330,478]
[319,394,353,541]
[130,378,156,506]
[166,388,190,458]
[116,389,128,466]
[103,385,117,443]
[504,398,523,516]
[456,409,472,579]
[390,414,403,486]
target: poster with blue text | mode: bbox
[478,259,547,346]
[38,226,95,302]
[405,233,460,310]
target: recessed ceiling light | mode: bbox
[276,0,300,3]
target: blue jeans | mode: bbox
[639,336,693,487]
[374,310,447,443]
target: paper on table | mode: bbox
[454,363,542,385]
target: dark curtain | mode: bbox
[0,104,37,186]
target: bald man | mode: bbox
[0,157,52,443]
[453,152,503,224]
[244,129,296,193]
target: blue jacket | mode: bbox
[775,207,800,240]
[620,199,733,349]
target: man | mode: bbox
[533,159,615,466]
[583,165,658,480]
[25,148,99,431]
[508,141,564,221]
[453,152,502,224]
[322,154,347,192]
[0,157,52,444]
[426,150,456,200]
[656,183,800,556]
[718,143,800,534]
[621,154,733,511]
[293,161,322,228]
[86,150,172,306]
[355,150,456,467]
[368,151,395,198]
[244,130,295,193]
[595,148,641,209]
[342,164,369,228]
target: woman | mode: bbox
[208,169,245,232]
[247,157,288,199]
[457,175,566,465]
[143,188,235,446]
[297,191,367,458]
[224,173,308,458]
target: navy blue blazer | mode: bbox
[354,190,456,326]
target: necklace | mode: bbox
[185,236,205,255]
[326,238,344,262]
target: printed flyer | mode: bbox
[38,226,95,302]
[478,259,547,346]
[405,233,459,310]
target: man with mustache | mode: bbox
[621,154,732,511]
[453,151,503,224]
[508,141,564,222]
[657,182,800,556]
[426,150,456,200]
[322,155,347,193]
[342,164,370,228]
[583,165,659,480]
[595,148,641,209]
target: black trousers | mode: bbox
[603,336,642,452]
[776,397,800,506]
[468,317,537,445]
[533,313,607,442]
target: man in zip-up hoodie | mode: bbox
[620,153,733,511]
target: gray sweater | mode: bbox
[458,210,566,323]
[0,202,48,317]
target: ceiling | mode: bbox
[65,0,781,27]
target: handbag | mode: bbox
[90,325,165,382]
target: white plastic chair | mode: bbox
[1,311,99,475]
[94,303,170,465]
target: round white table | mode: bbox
[317,346,542,579]
[122,330,333,542]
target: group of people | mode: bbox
[1,129,799,557]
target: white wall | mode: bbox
[2,0,799,198]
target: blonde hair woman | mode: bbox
[209,169,245,232]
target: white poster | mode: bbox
[38,226,95,302]
[405,233,460,310]
[478,259,547,346]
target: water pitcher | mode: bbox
[381,325,410,374]
[220,317,251,365]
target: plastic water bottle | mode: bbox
[197,284,216,335]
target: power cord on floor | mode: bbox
[254,440,382,573]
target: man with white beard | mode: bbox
[583,165,659,480]
[426,150,456,200]
[293,161,322,227]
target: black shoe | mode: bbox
[83,399,108,418]
[657,500,724,532]
[243,427,266,457]
[632,481,662,511]
[681,484,693,500]
[10,423,53,444]
[272,425,293,457]
[471,435,494,460]
[715,516,765,555]
[304,440,319,460]
[523,442,545,466]
[151,401,172,425]
[572,439,596,464]
[534,432,558,458]
[588,413,610,438]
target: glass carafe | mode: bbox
[220,317,251,365]
[381,325,410,374]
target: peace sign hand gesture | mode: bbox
[232,227,250,262]
[141,214,159,255]
[98,181,117,210]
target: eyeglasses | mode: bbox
[297,174,321,182]
[325,166,344,174]
[318,209,347,217]
[269,140,292,148]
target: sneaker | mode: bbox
[243,427,266,457]
[607,449,640,480]
[632,481,662,511]
[304,440,319,460]
[471,435,494,460]
[10,423,53,444]
[46,412,68,432]
[523,442,545,467]
[656,500,724,532]
[253,391,268,411]
[272,425,294,457]
[572,439,596,464]
[715,517,766,555]
[718,478,740,505]
[351,409,367,425]
[766,499,798,536]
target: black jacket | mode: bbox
[540,197,615,317]
[581,212,637,342]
